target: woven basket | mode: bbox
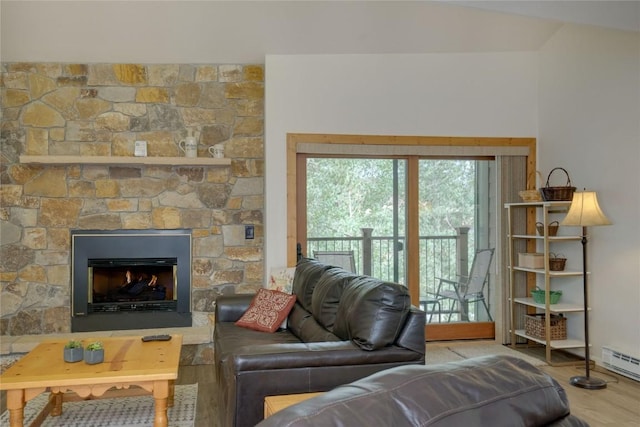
[549,252,566,271]
[531,288,562,304]
[519,190,542,202]
[525,313,567,340]
[540,167,576,201]
[518,171,544,202]
[536,221,559,236]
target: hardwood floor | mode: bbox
[177,364,217,426]
[3,361,639,426]
[540,364,640,426]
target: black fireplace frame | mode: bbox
[71,229,192,332]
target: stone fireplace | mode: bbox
[0,62,265,340]
[71,229,192,332]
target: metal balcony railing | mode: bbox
[306,227,470,298]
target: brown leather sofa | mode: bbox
[214,258,426,427]
[256,355,590,427]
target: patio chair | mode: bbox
[419,298,441,323]
[434,248,494,322]
[313,250,356,273]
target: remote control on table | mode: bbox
[141,334,172,342]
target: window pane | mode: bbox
[420,159,494,323]
[306,158,406,284]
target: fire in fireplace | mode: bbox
[71,230,192,332]
[89,258,177,311]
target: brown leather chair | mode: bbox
[257,355,589,427]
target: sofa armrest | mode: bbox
[215,294,254,323]
[395,306,426,355]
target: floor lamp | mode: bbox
[561,191,611,390]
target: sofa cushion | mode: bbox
[288,303,343,342]
[310,268,356,331]
[292,258,336,312]
[286,303,312,338]
[235,288,296,333]
[215,321,303,362]
[332,276,410,350]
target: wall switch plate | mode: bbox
[134,140,147,157]
[245,225,254,240]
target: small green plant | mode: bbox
[85,341,104,351]
[65,340,83,349]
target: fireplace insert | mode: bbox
[89,258,177,311]
[71,229,192,332]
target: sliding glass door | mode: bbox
[287,133,535,342]
[299,155,496,340]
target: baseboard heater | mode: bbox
[602,346,640,382]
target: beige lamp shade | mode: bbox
[561,191,611,227]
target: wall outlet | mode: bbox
[245,225,254,240]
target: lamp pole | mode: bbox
[561,190,610,390]
[570,227,607,389]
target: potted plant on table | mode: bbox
[63,340,83,363]
[84,341,104,365]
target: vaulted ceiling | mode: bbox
[1,1,638,63]
[450,1,639,32]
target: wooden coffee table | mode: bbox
[0,334,182,427]
[264,392,324,418]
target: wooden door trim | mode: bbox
[426,322,495,341]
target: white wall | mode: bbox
[538,25,640,360]
[265,41,640,362]
[265,52,538,276]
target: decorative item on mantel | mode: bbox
[540,167,576,201]
[178,129,199,158]
[208,144,225,158]
[84,341,104,365]
[63,340,83,363]
[134,140,148,157]
[561,190,612,390]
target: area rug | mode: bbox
[0,353,24,374]
[426,342,547,367]
[0,384,197,427]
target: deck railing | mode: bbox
[306,227,470,297]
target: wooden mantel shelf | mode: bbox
[19,155,231,166]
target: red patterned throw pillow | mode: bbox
[235,288,296,333]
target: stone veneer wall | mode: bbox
[0,63,265,338]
